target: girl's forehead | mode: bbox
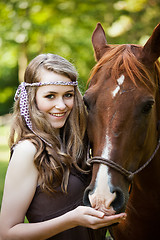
[37,69,75,93]
[39,68,71,84]
[37,83,74,93]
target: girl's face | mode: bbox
[36,68,74,129]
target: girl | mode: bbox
[0,53,126,240]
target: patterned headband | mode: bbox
[14,81,78,147]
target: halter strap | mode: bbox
[87,157,134,181]
[87,136,160,182]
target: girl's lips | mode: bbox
[49,112,66,117]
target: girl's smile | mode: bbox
[36,69,74,129]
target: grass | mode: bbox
[0,125,10,208]
[0,161,8,207]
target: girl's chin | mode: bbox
[50,120,66,129]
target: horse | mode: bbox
[83,23,160,240]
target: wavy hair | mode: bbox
[9,53,88,193]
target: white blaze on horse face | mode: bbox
[117,74,125,85]
[112,85,120,98]
[112,74,125,98]
[88,133,116,213]
[101,134,112,159]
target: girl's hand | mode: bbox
[71,206,126,229]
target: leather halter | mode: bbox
[87,137,160,182]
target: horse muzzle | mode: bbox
[83,165,129,214]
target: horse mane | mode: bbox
[89,44,160,91]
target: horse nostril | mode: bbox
[111,187,128,213]
[83,187,92,206]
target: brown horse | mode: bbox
[83,23,160,239]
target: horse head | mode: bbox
[83,23,160,216]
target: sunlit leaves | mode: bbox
[107,16,132,37]
[0,88,14,103]
[0,0,160,114]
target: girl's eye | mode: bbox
[45,94,55,99]
[64,93,74,98]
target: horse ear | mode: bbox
[141,23,160,64]
[92,23,109,61]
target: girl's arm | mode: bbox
[0,140,126,240]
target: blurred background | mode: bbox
[0,0,160,207]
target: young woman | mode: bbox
[0,53,126,240]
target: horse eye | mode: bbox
[141,100,154,114]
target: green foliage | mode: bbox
[0,125,10,208]
[0,0,160,114]
[0,161,8,208]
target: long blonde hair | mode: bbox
[9,53,88,193]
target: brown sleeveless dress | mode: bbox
[26,167,107,240]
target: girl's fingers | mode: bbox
[75,206,127,229]
[93,213,127,228]
[84,207,105,218]
[86,210,127,228]
[84,206,126,221]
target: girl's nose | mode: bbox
[55,98,66,110]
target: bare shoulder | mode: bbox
[6,140,39,188]
[10,140,37,169]
[14,140,37,155]
[13,140,37,158]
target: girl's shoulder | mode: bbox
[10,140,37,166]
[13,140,37,155]
[7,140,39,189]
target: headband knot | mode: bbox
[14,82,25,101]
